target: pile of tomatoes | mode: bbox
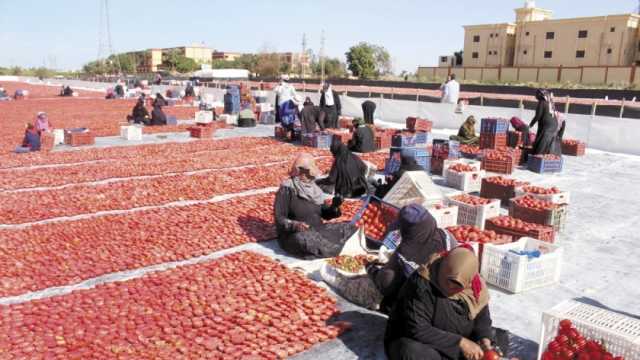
[513,195,558,211]
[459,145,481,156]
[448,163,477,173]
[446,225,502,243]
[327,255,374,273]
[484,176,529,188]
[487,216,552,234]
[0,251,344,359]
[522,186,562,195]
[451,194,493,206]
[355,202,397,241]
[562,140,583,147]
[541,319,625,360]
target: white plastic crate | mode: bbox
[480,237,562,293]
[383,171,444,209]
[538,300,640,360]
[428,205,459,228]
[446,196,500,230]
[445,169,485,193]
[120,125,143,141]
[515,188,571,205]
[443,159,482,172]
[53,129,65,145]
[195,110,213,123]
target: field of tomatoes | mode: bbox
[0,251,344,359]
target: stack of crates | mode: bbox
[480,118,509,150]
[384,131,432,175]
[431,139,461,176]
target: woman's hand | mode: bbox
[460,337,484,360]
[480,338,493,351]
[293,221,310,232]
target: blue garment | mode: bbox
[279,100,297,126]
[23,131,41,151]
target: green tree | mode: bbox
[345,43,377,79]
[34,67,53,79]
[373,45,392,76]
[10,66,23,76]
[254,53,281,77]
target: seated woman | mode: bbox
[35,112,53,135]
[317,138,369,198]
[153,93,168,107]
[184,82,196,98]
[274,154,354,259]
[375,155,423,198]
[300,97,322,134]
[450,116,479,145]
[16,124,41,153]
[530,89,559,155]
[150,104,167,126]
[385,246,493,360]
[128,98,150,125]
[348,118,375,153]
[367,204,454,314]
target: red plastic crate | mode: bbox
[374,133,392,150]
[64,131,95,147]
[482,156,514,174]
[509,199,568,232]
[485,216,555,243]
[480,177,528,205]
[188,125,214,139]
[561,140,586,156]
[406,117,433,132]
[479,133,508,150]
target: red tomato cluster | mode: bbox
[522,186,561,195]
[485,176,529,187]
[483,150,513,161]
[448,163,477,173]
[562,140,582,146]
[355,202,397,240]
[0,251,344,359]
[0,193,277,297]
[542,320,625,360]
[446,225,501,243]
[488,216,550,233]
[513,195,558,211]
[452,194,493,206]
[459,145,481,155]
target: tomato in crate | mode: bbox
[352,196,400,249]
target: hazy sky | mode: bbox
[0,0,636,72]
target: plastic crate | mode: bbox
[481,155,515,174]
[515,188,570,205]
[480,178,528,205]
[302,133,333,149]
[561,140,586,156]
[428,205,459,228]
[259,111,276,125]
[374,133,392,150]
[538,300,640,360]
[484,217,555,243]
[64,129,95,147]
[188,125,214,139]
[120,125,143,141]
[384,157,401,175]
[391,131,429,148]
[446,196,501,230]
[445,168,485,193]
[528,155,563,174]
[351,196,400,248]
[390,147,431,172]
[509,200,568,232]
[480,118,509,134]
[481,237,562,293]
[479,133,508,150]
[405,117,433,132]
[433,140,461,160]
[507,131,523,148]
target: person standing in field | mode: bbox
[440,74,460,105]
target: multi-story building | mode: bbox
[120,49,163,73]
[163,45,213,65]
[212,52,243,62]
[462,1,640,68]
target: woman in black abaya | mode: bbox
[530,89,559,155]
[317,138,369,198]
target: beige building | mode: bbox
[212,51,243,62]
[463,1,640,68]
[163,45,213,64]
[121,49,163,73]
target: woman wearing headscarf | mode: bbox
[300,97,322,134]
[509,116,533,146]
[317,138,369,198]
[150,103,167,126]
[153,93,168,108]
[320,82,341,129]
[274,153,354,259]
[530,89,559,155]
[385,246,493,360]
[362,100,377,125]
[16,124,41,153]
[348,118,375,153]
[450,116,479,145]
[34,112,53,135]
[129,98,150,125]
[367,204,454,314]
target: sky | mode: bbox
[0,0,637,73]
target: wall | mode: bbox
[417,65,638,85]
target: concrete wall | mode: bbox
[465,68,483,81]
[607,68,632,84]
[482,68,500,81]
[501,68,519,82]
[519,68,539,82]
[560,68,582,83]
[582,67,607,84]
[538,68,559,83]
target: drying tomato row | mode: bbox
[0,193,278,297]
[0,251,344,359]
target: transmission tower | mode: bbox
[97,0,121,75]
[320,30,326,83]
[301,33,307,79]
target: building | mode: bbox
[463,1,640,68]
[278,52,311,73]
[120,49,163,73]
[163,45,213,65]
[212,52,244,62]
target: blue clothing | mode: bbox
[24,131,41,151]
[279,100,297,126]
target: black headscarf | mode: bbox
[324,137,367,197]
[395,204,446,263]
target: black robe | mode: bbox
[150,106,167,126]
[131,103,149,124]
[530,101,558,155]
[300,104,322,133]
[348,125,375,153]
[320,90,342,129]
[317,139,369,198]
[362,100,376,124]
[274,186,353,259]
[385,272,493,360]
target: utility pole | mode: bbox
[320,30,326,84]
[301,33,307,79]
[97,0,121,76]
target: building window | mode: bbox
[576,50,586,58]
[495,33,499,38]
[544,51,553,59]
[490,34,494,38]
[473,35,480,42]
[607,48,613,55]
[526,31,530,36]
[578,30,588,38]
[472,52,479,59]
[523,50,528,55]
[546,32,555,40]
[441,56,448,63]
[610,27,616,32]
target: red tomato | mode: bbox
[559,319,572,329]
[483,350,500,360]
